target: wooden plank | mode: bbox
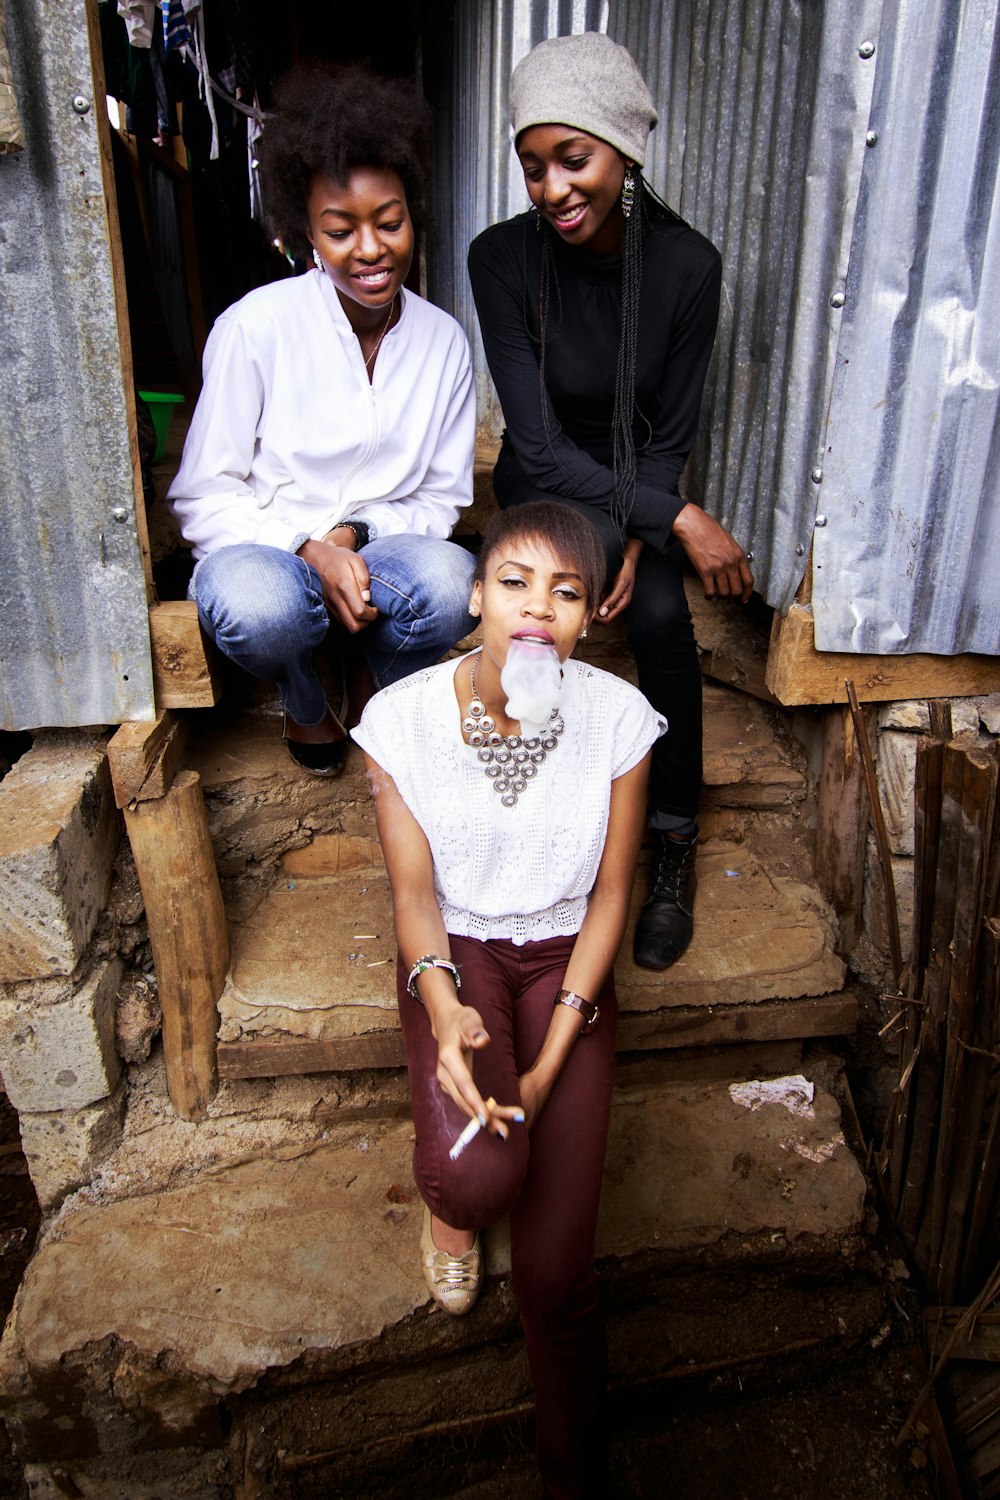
[925,1310,1000,1363]
[83,0,154,603]
[217,993,858,1080]
[616,991,857,1050]
[124,770,226,1118]
[107,711,189,808]
[765,602,1000,707]
[847,680,902,987]
[218,1033,405,1079]
[814,706,870,952]
[149,600,222,709]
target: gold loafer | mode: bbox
[420,1205,482,1316]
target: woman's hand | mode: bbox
[516,1066,550,1130]
[597,540,642,622]
[298,536,379,632]
[434,1006,521,1139]
[672,504,754,602]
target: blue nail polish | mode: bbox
[512,1110,526,1123]
[477,1112,487,1128]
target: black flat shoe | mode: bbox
[283,701,349,778]
[633,829,698,970]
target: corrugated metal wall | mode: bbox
[0,0,153,730]
[440,0,1000,655]
[428,0,609,427]
[811,0,1000,655]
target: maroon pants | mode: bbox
[397,932,617,1500]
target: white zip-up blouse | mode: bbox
[167,269,475,559]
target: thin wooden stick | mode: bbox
[846,679,903,986]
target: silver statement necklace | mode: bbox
[362,295,396,371]
[463,654,564,809]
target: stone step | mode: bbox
[0,1051,868,1491]
[181,665,807,908]
[214,835,848,1072]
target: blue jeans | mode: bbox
[191,537,476,724]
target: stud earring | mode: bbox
[621,165,636,219]
[312,248,323,270]
[580,628,588,639]
[469,604,480,618]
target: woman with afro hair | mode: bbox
[169,63,477,775]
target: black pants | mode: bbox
[494,444,701,822]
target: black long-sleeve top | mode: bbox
[467,207,722,551]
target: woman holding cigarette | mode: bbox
[469,32,753,970]
[354,501,663,1499]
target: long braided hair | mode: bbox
[532,177,685,543]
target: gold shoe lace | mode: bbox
[430,1247,478,1292]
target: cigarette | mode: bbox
[449,1097,497,1161]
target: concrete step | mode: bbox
[214,834,848,1070]
[182,664,807,902]
[0,1050,868,1492]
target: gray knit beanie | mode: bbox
[509,32,657,167]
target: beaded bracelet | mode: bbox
[406,954,461,1002]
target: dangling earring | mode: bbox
[534,206,542,233]
[621,165,636,219]
[312,248,323,270]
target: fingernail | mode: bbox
[473,1030,488,1042]
[497,1125,509,1142]
[477,1112,487,1128]
[512,1109,526,1123]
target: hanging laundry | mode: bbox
[117,0,156,48]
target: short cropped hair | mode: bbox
[474,502,607,612]
[258,62,430,260]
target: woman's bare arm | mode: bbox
[364,753,518,1133]
[518,752,651,1125]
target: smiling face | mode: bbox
[470,535,592,692]
[306,166,414,327]
[516,124,628,255]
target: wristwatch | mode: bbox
[337,518,372,550]
[553,988,600,1034]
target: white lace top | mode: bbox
[353,653,665,945]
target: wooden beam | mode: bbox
[218,1033,405,1079]
[149,600,222,709]
[765,602,1000,707]
[107,711,189,808]
[217,991,858,1080]
[815,706,870,953]
[124,770,226,1119]
[925,1310,1000,1363]
[616,992,857,1050]
[83,0,154,603]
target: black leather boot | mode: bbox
[632,830,698,970]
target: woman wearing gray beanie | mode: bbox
[469,31,753,982]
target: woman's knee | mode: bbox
[626,565,694,651]
[419,1136,528,1231]
[194,544,327,657]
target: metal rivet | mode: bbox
[830,291,846,308]
[795,544,805,557]
[111,507,129,523]
[71,95,91,115]
[811,467,824,484]
[859,41,875,59]
[815,515,828,528]
[866,130,878,147]
[745,550,754,563]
